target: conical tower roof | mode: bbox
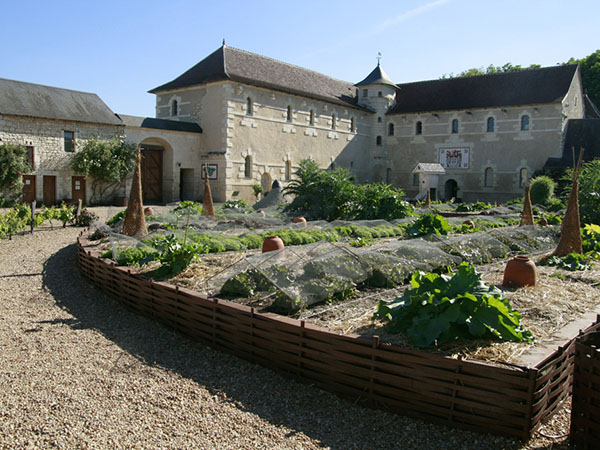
[355,64,396,88]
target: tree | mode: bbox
[70,138,137,204]
[0,144,31,206]
[441,63,541,78]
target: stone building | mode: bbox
[2,44,598,205]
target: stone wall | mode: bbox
[0,114,123,204]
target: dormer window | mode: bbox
[350,117,355,132]
[416,121,423,135]
[287,105,293,122]
[487,117,495,132]
[171,100,178,117]
[521,115,530,131]
[309,109,315,126]
[246,97,253,116]
[331,113,336,130]
[451,119,459,134]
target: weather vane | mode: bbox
[376,52,382,66]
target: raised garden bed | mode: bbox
[78,227,600,441]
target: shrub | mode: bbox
[529,175,556,205]
[373,263,534,347]
[576,160,600,225]
[0,144,31,206]
[406,213,451,237]
[75,209,99,227]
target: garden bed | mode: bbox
[78,224,600,441]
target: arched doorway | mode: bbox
[140,144,163,203]
[444,179,458,201]
[261,173,272,194]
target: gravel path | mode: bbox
[0,219,573,449]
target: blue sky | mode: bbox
[2,0,598,117]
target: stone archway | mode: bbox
[444,179,458,201]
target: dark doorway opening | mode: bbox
[444,179,458,201]
[141,146,163,203]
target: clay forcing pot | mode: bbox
[292,217,307,225]
[463,219,475,229]
[262,236,285,253]
[502,256,537,287]
[144,206,155,216]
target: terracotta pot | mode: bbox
[502,256,537,287]
[262,236,284,253]
[463,219,475,229]
[144,206,155,216]
[538,218,548,227]
[292,217,307,224]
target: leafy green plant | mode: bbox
[530,175,556,205]
[56,202,75,227]
[104,246,158,266]
[539,252,594,271]
[456,201,491,212]
[563,160,600,225]
[106,210,126,226]
[252,183,263,201]
[222,199,250,210]
[406,213,452,237]
[374,263,534,348]
[151,234,205,278]
[75,209,99,227]
[582,224,600,252]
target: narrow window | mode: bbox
[285,160,292,181]
[350,117,355,132]
[388,123,394,136]
[376,136,382,146]
[350,161,354,168]
[246,97,253,116]
[386,168,392,184]
[309,109,315,126]
[416,121,423,135]
[25,146,34,170]
[378,91,382,97]
[484,167,493,187]
[521,115,530,131]
[451,119,459,134]
[287,105,293,122]
[362,89,368,97]
[331,113,336,130]
[171,100,178,116]
[413,173,419,186]
[519,168,528,188]
[64,131,75,152]
[377,117,382,123]
[329,161,335,170]
[244,155,252,178]
[487,117,495,132]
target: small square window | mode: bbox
[362,89,368,97]
[64,131,75,152]
[378,91,382,97]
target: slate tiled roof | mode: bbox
[118,114,202,133]
[149,46,363,109]
[544,118,600,169]
[0,78,122,125]
[388,65,579,115]
[355,65,396,88]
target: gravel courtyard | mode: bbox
[0,213,573,449]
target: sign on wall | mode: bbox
[439,148,470,169]
[201,164,218,180]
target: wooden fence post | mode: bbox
[30,200,36,234]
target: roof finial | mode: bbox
[222,38,226,46]
[376,52,382,66]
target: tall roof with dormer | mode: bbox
[0,78,122,125]
[388,65,579,115]
[150,45,364,110]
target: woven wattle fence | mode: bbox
[77,233,600,441]
[571,331,600,448]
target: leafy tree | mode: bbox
[529,175,556,205]
[563,160,600,225]
[70,138,136,204]
[0,144,31,206]
[441,62,541,78]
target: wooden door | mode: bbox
[23,175,36,204]
[72,176,86,206]
[141,148,163,203]
[43,176,56,206]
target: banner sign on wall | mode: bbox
[439,148,470,169]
